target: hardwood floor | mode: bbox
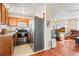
[32,39,79,56]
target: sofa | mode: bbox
[65,29,79,39]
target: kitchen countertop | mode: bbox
[0,31,17,37]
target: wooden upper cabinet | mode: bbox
[0,3,2,23]
[23,19,28,27]
[5,9,9,25]
[0,4,8,24]
[9,16,32,27]
[17,18,23,22]
[9,17,18,26]
[27,19,32,27]
[2,4,6,24]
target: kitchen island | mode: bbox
[0,31,18,56]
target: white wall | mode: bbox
[44,5,55,49]
[77,19,79,29]
[35,4,45,18]
[67,19,77,31]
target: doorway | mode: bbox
[13,16,44,56]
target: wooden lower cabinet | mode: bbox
[0,36,14,56]
[0,38,4,55]
[14,32,18,46]
[27,32,31,43]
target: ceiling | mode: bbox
[4,3,44,17]
[4,3,79,19]
[46,3,79,19]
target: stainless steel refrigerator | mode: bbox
[30,16,44,52]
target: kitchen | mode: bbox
[0,3,44,56]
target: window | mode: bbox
[18,22,26,28]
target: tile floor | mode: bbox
[12,44,44,56]
[12,44,33,56]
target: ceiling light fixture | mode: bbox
[22,11,25,13]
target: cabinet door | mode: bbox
[0,36,14,56]
[0,3,2,23]
[2,4,6,24]
[9,17,18,26]
[3,37,11,56]
[23,19,28,27]
[0,37,4,56]
[17,18,23,22]
[5,9,9,25]
[27,19,32,26]
[3,36,14,56]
